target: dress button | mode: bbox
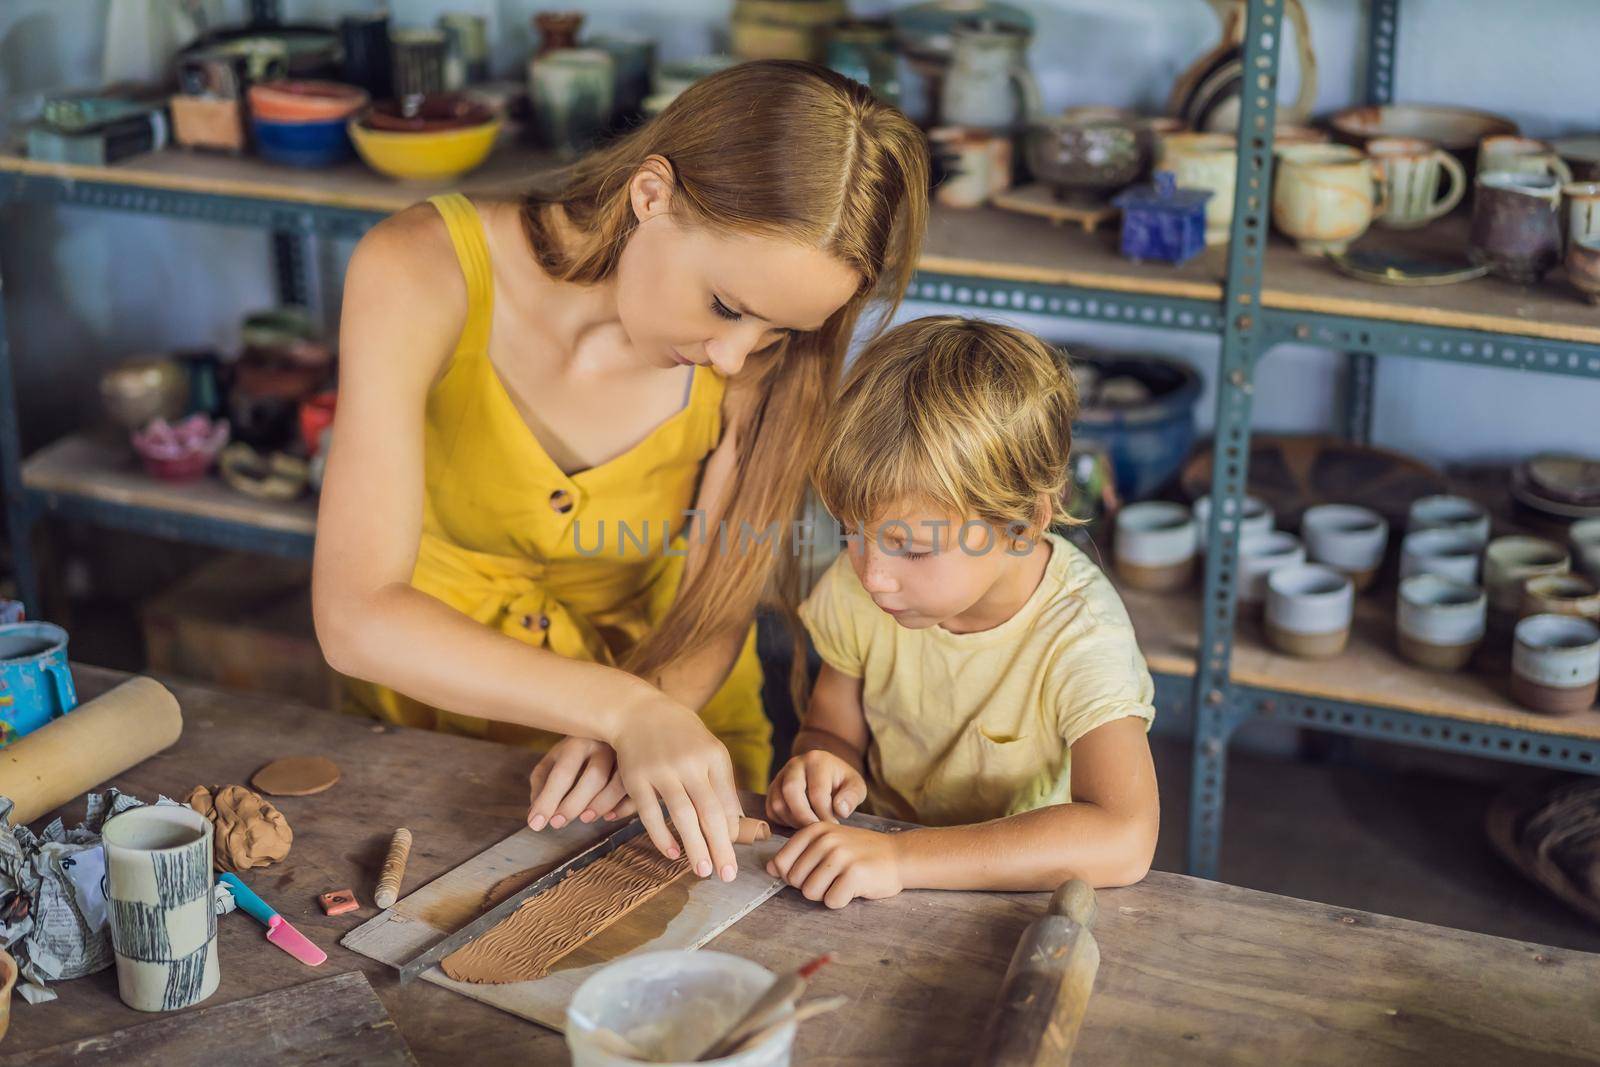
[538,614,551,630]
[549,489,574,514]
[520,614,534,629]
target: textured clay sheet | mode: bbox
[441,839,691,984]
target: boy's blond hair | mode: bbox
[813,316,1079,536]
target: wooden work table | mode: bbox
[4,666,1598,1065]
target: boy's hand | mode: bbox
[765,750,867,827]
[766,823,903,908]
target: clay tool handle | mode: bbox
[975,879,1100,1067]
[695,954,830,1061]
[728,995,848,1055]
[374,827,412,908]
[0,675,181,827]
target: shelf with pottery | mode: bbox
[1116,576,1600,744]
[19,432,316,541]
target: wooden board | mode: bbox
[341,819,787,1032]
[21,433,317,536]
[0,971,415,1067]
[990,183,1120,233]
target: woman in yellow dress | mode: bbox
[312,62,928,883]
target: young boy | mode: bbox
[766,316,1159,908]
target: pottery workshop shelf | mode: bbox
[1119,581,1600,749]
[20,433,316,556]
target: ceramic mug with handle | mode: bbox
[1273,144,1387,254]
[1478,135,1574,184]
[1367,136,1466,229]
[0,622,77,745]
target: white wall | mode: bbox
[3,0,1600,461]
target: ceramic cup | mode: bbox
[1520,572,1600,623]
[1301,504,1389,592]
[929,127,1013,209]
[1159,133,1236,245]
[1477,135,1574,184]
[1470,171,1564,284]
[1238,530,1305,606]
[1569,232,1600,305]
[0,622,78,743]
[1563,181,1600,246]
[1193,494,1274,552]
[1572,518,1600,583]
[1265,563,1355,659]
[1406,494,1491,544]
[1484,535,1570,616]
[528,48,615,157]
[102,805,221,1013]
[1397,574,1486,672]
[1114,501,1198,592]
[1273,144,1386,255]
[1511,614,1600,715]
[1367,136,1466,229]
[1399,528,1482,584]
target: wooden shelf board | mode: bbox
[8,148,1599,345]
[22,433,317,536]
[1118,579,1600,742]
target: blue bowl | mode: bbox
[1069,351,1202,501]
[252,115,353,168]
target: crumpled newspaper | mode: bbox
[0,789,181,1004]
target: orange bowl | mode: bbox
[248,80,369,123]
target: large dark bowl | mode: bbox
[1027,118,1147,201]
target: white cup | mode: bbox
[102,805,221,1013]
[1484,535,1569,615]
[1194,494,1274,552]
[1114,502,1198,592]
[1406,495,1490,545]
[1397,574,1486,672]
[1237,530,1305,605]
[1265,563,1355,658]
[1302,504,1389,591]
[1511,614,1600,715]
[1399,528,1482,584]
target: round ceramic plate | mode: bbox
[1523,452,1600,506]
[1328,248,1490,286]
[1510,465,1600,520]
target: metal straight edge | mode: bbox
[1186,0,1283,882]
[396,819,647,985]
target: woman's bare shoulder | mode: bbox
[340,203,466,376]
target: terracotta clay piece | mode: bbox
[441,839,691,985]
[319,889,360,916]
[251,755,342,797]
[185,784,294,873]
[736,817,771,845]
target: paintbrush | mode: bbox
[693,954,831,1061]
[727,995,848,1055]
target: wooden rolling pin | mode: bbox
[0,676,182,826]
[374,828,413,908]
[975,879,1100,1067]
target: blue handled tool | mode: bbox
[219,873,326,966]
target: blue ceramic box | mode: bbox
[1112,172,1211,266]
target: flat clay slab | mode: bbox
[341,817,787,1033]
[253,755,342,796]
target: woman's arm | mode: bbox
[768,716,1158,906]
[312,207,742,879]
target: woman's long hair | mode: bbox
[521,61,929,708]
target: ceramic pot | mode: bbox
[1159,132,1237,245]
[1265,563,1354,659]
[1399,527,1481,584]
[1367,136,1466,229]
[1572,518,1600,583]
[589,33,656,120]
[940,21,1040,131]
[1194,493,1273,551]
[390,28,447,100]
[1562,181,1600,246]
[1114,502,1198,592]
[929,127,1011,208]
[1026,117,1145,202]
[338,13,393,99]
[1477,135,1574,184]
[528,48,614,157]
[1238,530,1305,606]
[1470,171,1563,284]
[1301,503,1389,592]
[1167,0,1316,132]
[1511,614,1600,715]
[102,805,221,1012]
[1520,573,1600,623]
[1484,535,1570,615]
[1273,144,1386,255]
[826,20,900,105]
[1397,574,1486,671]
[100,356,189,432]
[1407,494,1490,544]
[439,13,489,88]
[533,11,584,55]
[1568,233,1600,306]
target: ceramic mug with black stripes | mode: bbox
[101,805,220,1012]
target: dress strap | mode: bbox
[426,193,494,357]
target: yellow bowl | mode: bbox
[348,118,502,181]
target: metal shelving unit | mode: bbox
[3,0,1598,878]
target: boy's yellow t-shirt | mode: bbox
[799,532,1155,827]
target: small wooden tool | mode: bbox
[375,828,413,909]
[975,879,1100,1067]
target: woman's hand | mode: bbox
[606,694,743,882]
[766,823,904,908]
[766,750,868,827]
[527,738,631,830]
